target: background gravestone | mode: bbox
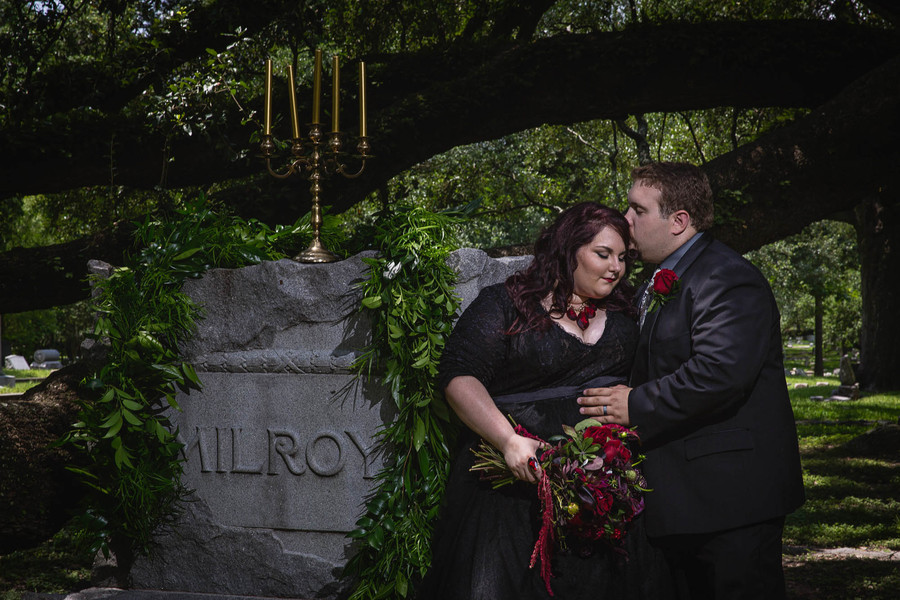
[4,355,30,370]
[126,249,531,599]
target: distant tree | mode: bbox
[748,220,860,375]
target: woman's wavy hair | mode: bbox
[505,202,637,334]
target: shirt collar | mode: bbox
[659,231,704,272]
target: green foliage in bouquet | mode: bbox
[344,206,462,599]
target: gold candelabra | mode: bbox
[259,50,371,263]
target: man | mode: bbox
[578,162,805,599]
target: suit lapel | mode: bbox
[641,234,714,364]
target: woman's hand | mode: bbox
[501,434,543,484]
[444,376,544,483]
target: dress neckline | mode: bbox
[548,310,613,347]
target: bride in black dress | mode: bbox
[418,203,670,599]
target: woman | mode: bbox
[418,203,669,599]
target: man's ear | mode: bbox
[670,210,692,235]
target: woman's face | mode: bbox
[572,226,626,300]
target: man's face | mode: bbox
[624,181,672,264]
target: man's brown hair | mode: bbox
[631,162,714,231]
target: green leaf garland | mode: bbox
[344,206,462,599]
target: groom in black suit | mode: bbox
[579,162,805,599]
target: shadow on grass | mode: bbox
[786,557,900,600]
[0,522,92,599]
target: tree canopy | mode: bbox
[2,0,899,385]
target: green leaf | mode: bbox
[165,393,182,411]
[103,418,123,438]
[153,420,170,443]
[122,399,143,411]
[182,362,202,388]
[122,409,143,426]
[413,417,426,451]
[151,363,183,379]
[361,296,383,309]
[368,493,390,517]
[100,411,122,429]
[114,444,133,469]
[368,524,384,549]
[574,418,601,434]
[417,447,433,479]
[396,572,408,597]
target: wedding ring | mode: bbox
[602,405,608,416]
[528,457,538,471]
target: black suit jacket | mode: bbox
[629,234,805,538]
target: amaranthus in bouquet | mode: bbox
[470,418,650,596]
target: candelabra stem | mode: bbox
[293,125,339,263]
[294,199,339,262]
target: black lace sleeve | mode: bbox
[437,284,514,393]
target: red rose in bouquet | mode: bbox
[470,418,650,596]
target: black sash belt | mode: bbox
[492,375,625,406]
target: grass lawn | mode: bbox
[782,343,900,599]
[0,526,92,600]
[0,369,54,395]
[1,347,897,598]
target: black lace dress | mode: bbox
[417,283,671,600]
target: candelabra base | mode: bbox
[293,240,340,263]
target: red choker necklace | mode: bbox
[566,300,598,330]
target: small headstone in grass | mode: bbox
[810,395,824,401]
[830,382,859,401]
[791,368,808,377]
[815,381,830,387]
[4,354,29,370]
[839,354,857,386]
[793,382,808,389]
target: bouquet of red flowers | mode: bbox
[470,418,649,596]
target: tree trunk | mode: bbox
[855,195,900,390]
[814,294,824,377]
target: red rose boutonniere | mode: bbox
[647,268,679,314]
